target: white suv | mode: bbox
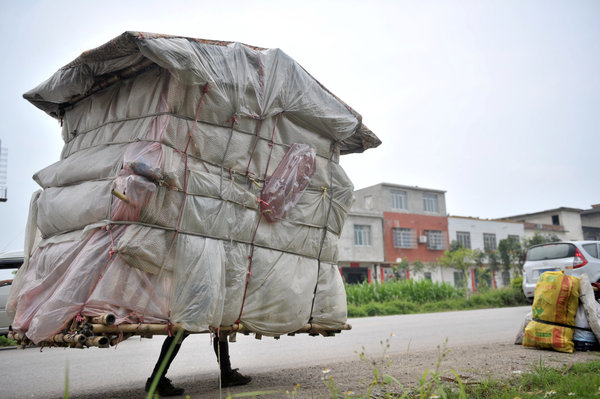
[522,241,600,300]
[0,250,24,335]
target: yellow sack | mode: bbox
[522,271,580,353]
[523,320,574,353]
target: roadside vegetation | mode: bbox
[344,232,561,318]
[346,278,528,318]
[0,335,16,347]
[313,345,600,399]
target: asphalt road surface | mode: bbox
[0,306,556,398]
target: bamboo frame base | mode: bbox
[8,317,352,349]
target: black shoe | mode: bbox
[145,377,185,397]
[221,368,252,387]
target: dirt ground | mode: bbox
[175,342,600,398]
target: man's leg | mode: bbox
[213,334,252,387]
[146,334,187,396]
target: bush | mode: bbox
[0,335,17,347]
[511,276,523,289]
[345,281,530,317]
[345,280,463,306]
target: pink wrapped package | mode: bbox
[260,143,317,222]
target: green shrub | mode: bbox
[345,281,530,318]
[511,276,523,289]
[345,280,463,306]
[0,335,17,347]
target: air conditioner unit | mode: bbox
[418,235,427,244]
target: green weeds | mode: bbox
[346,280,529,317]
[0,334,17,347]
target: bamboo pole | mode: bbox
[90,323,185,334]
[52,333,86,344]
[10,321,352,349]
[218,322,352,337]
[86,336,110,348]
[90,322,350,336]
[91,313,116,326]
[111,189,129,203]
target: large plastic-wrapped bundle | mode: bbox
[8,32,380,344]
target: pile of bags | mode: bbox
[519,271,600,353]
[7,32,381,344]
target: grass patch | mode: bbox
[461,359,600,399]
[315,336,600,399]
[346,280,529,318]
[0,335,17,347]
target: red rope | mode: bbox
[76,225,117,324]
[141,83,210,320]
[244,119,263,178]
[235,113,281,324]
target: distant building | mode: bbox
[337,183,449,283]
[337,184,596,290]
[500,207,584,241]
[337,209,384,284]
[581,204,600,240]
[448,216,524,289]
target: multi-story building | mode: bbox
[448,216,525,289]
[337,209,384,284]
[582,204,600,241]
[338,183,449,283]
[500,207,584,241]
[337,184,596,289]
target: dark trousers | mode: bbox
[150,334,232,380]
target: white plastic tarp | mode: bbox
[9,32,380,344]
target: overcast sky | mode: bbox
[0,0,598,252]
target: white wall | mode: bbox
[337,212,384,262]
[561,211,584,240]
[448,216,524,250]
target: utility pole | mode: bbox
[0,140,7,202]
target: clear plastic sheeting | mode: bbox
[260,143,317,222]
[9,32,380,344]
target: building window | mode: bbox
[423,193,438,213]
[391,190,407,210]
[354,225,372,247]
[453,271,465,288]
[393,228,414,248]
[508,234,520,242]
[426,230,443,250]
[552,214,560,225]
[483,233,497,251]
[423,272,432,280]
[456,231,471,249]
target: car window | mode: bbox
[583,243,599,259]
[527,243,575,261]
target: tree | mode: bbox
[498,236,522,276]
[411,260,425,277]
[439,243,475,296]
[518,233,561,266]
[449,239,464,252]
[391,258,409,280]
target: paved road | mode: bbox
[0,306,530,398]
